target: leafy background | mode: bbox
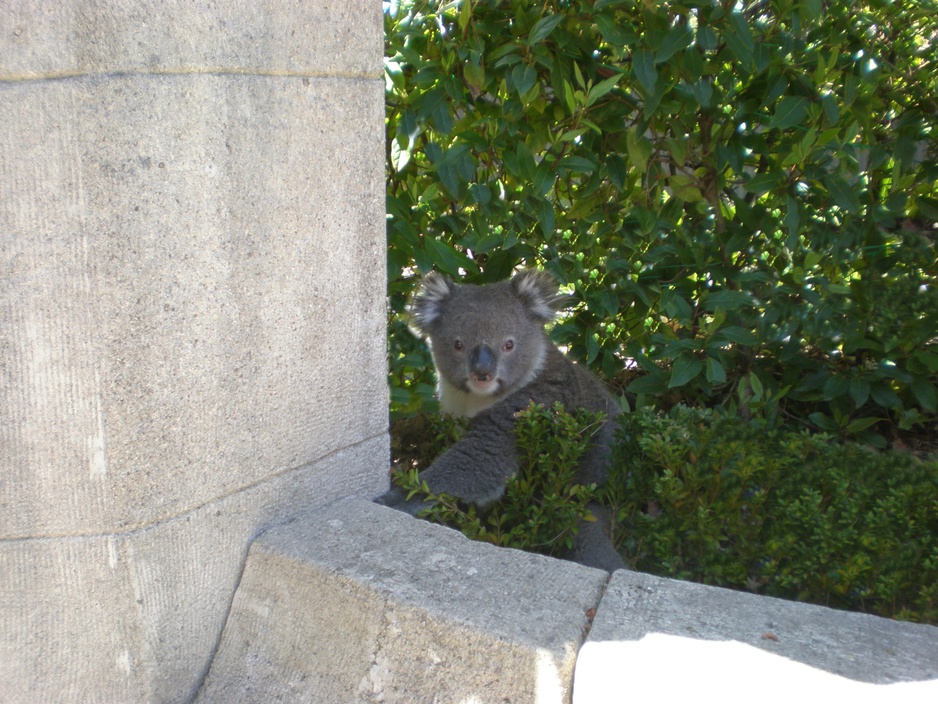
[386,0,937,446]
[385,0,938,622]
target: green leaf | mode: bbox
[914,350,938,374]
[586,73,622,107]
[715,327,758,345]
[769,96,809,130]
[537,199,556,238]
[761,76,789,109]
[849,377,870,407]
[912,380,938,413]
[845,417,882,434]
[489,41,519,62]
[512,64,538,97]
[704,290,752,311]
[697,25,718,51]
[823,174,862,213]
[785,195,801,242]
[464,61,485,91]
[669,174,703,202]
[706,357,727,384]
[669,354,704,388]
[425,237,471,274]
[390,139,411,172]
[595,14,634,47]
[801,0,823,21]
[632,50,657,94]
[626,127,651,168]
[745,172,783,196]
[655,24,692,64]
[572,61,586,89]
[533,163,555,197]
[563,79,577,112]
[749,372,764,400]
[528,14,565,45]
[606,154,627,190]
[420,87,454,134]
[821,93,840,124]
[628,374,669,395]
[823,374,849,401]
[724,12,755,69]
[809,411,838,431]
[870,383,901,409]
[586,332,600,363]
[559,156,597,174]
[690,79,714,110]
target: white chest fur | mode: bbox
[438,378,502,419]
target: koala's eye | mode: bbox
[503,339,515,352]
[454,340,464,351]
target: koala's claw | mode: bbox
[373,487,435,517]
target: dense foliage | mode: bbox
[386,0,938,443]
[393,402,938,623]
[609,406,938,623]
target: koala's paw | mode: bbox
[373,486,435,517]
[373,485,405,507]
[569,504,627,573]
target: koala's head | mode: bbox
[409,269,564,415]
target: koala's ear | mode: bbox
[409,272,455,334]
[511,269,564,322]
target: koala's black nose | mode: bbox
[469,345,496,382]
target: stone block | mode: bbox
[197,499,609,704]
[574,569,938,703]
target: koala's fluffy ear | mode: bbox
[409,272,455,335]
[511,269,565,322]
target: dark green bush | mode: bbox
[610,406,938,623]
[391,402,604,557]
[386,0,938,442]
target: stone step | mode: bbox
[195,498,608,703]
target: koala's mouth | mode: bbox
[466,376,500,395]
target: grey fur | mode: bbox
[377,270,625,572]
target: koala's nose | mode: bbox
[469,345,496,382]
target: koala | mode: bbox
[377,269,625,572]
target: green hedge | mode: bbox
[386,0,938,441]
[608,406,938,623]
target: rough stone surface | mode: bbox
[196,499,609,704]
[574,570,938,703]
[1,3,385,702]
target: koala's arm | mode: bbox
[377,349,620,515]
[376,408,520,515]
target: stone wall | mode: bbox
[0,3,386,702]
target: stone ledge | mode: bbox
[197,498,938,703]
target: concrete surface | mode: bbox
[0,3,385,702]
[200,500,938,704]
[576,570,938,703]
[196,499,609,704]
